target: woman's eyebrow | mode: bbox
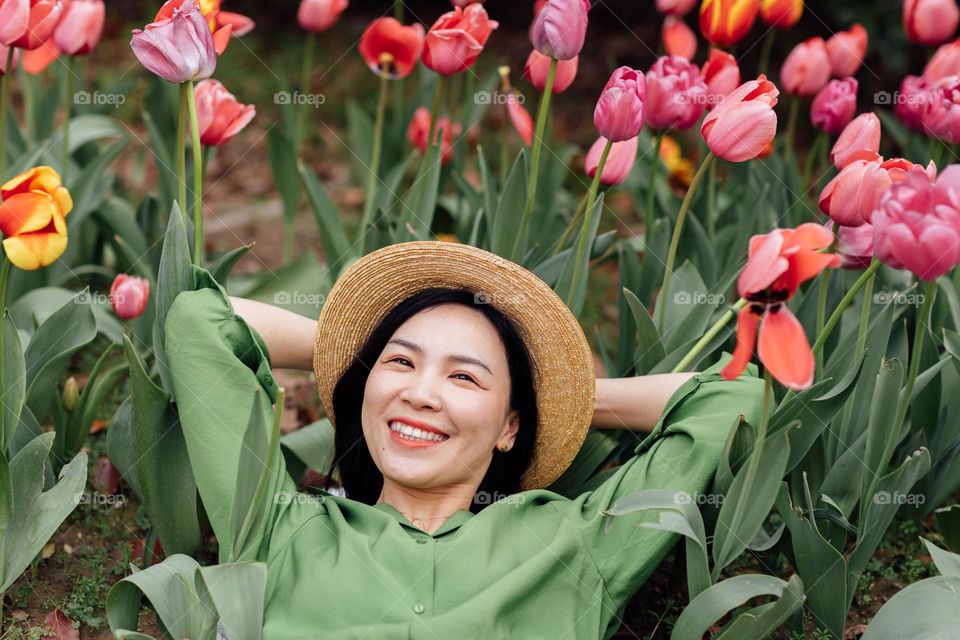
[386,338,493,375]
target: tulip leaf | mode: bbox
[621,288,664,376]
[299,163,352,278]
[935,505,960,553]
[0,312,25,456]
[545,430,620,498]
[96,198,152,279]
[861,576,960,640]
[105,396,143,501]
[152,202,193,393]
[531,231,615,288]
[659,261,711,349]
[142,111,178,212]
[68,138,128,219]
[280,418,336,477]
[65,114,125,152]
[922,537,960,577]
[637,217,671,305]
[196,562,268,640]
[556,193,604,318]
[713,414,756,495]
[860,358,906,515]
[267,128,300,233]
[209,244,253,284]
[403,136,445,241]
[489,149,527,258]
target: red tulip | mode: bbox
[131,1,217,83]
[721,223,841,389]
[406,107,462,164]
[529,0,589,60]
[110,274,150,319]
[53,0,104,56]
[830,112,880,169]
[701,48,740,108]
[701,74,779,162]
[662,16,697,60]
[21,37,57,74]
[810,78,857,135]
[0,0,29,46]
[593,66,646,142]
[873,164,960,281]
[780,36,830,96]
[524,50,578,93]
[194,79,255,146]
[297,0,347,33]
[10,0,63,51]
[924,39,960,81]
[699,0,759,47]
[760,0,802,29]
[644,55,707,130]
[826,23,867,78]
[585,136,639,186]
[904,0,959,45]
[922,76,960,143]
[358,18,424,79]
[657,0,698,16]
[422,3,498,76]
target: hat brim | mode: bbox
[313,241,596,490]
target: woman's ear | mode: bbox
[500,410,520,448]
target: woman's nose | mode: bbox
[399,371,443,409]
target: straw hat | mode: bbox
[312,241,596,491]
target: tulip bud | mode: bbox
[298,0,348,33]
[826,23,867,78]
[904,0,960,45]
[54,0,105,56]
[593,66,646,142]
[524,50,578,93]
[657,0,698,16]
[830,112,880,168]
[194,79,256,146]
[760,0,802,29]
[662,16,697,60]
[810,78,857,135]
[422,4,498,76]
[701,48,740,108]
[700,75,779,162]
[585,136,639,186]
[780,36,830,96]
[110,274,151,319]
[62,376,79,412]
[529,0,589,60]
[699,0,760,47]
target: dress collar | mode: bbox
[373,502,474,537]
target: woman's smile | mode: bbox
[387,419,451,448]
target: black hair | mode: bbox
[325,287,538,513]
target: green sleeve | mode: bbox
[164,269,298,561]
[548,353,765,608]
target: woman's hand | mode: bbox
[228,296,316,371]
[592,373,697,432]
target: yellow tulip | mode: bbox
[0,166,72,270]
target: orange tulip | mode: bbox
[662,15,697,60]
[0,166,72,270]
[759,0,802,29]
[659,135,694,186]
[721,223,841,389]
[699,0,759,47]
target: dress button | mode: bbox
[413,602,425,614]
[416,538,428,544]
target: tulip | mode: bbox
[701,74,779,162]
[593,66,646,142]
[53,0,104,56]
[21,38,57,74]
[297,0,347,33]
[0,44,19,75]
[110,274,150,319]
[780,37,830,96]
[524,50,578,93]
[760,0,802,28]
[923,76,960,143]
[662,16,697,60]
[217,10,254,37]
[824,219,874,270]
[699,0,759,47]
[873,164,960,281]
[701,48,740,108]
[0,0,29,46]
[924,38,960,81]
[896,75,934,132]
[904,0,960,46]
[10,0,62,51]
[407,106,461,164]
[585,136,638,186]
[529,0,589,61]
[660,135,694,186]
[826,23,867,78]
[194,79,255,146]
[721,223,841,389]
[153,0,232,56]
[130,1,216,83]
[657,0,697,15]
[811,78,857,135]
[422,4,498,77]
[358,17,424,79]
[644,56,707,130]
[819,152,928,226]
[506,93,534,146]
[829,112,880,169]
[0,166,72,270]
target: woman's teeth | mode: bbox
[388,421,449,443]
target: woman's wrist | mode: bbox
[592,373,697,431]
[229,296,317,371]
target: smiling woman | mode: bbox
[165,241,764,639]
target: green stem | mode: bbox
[0,47,15,182]
[893,279,937,432]
[414,76,446,181]
[567,140,612,310]
[785,96,799,157]
[672,297,748,372]
[360,73,390,240]
[645,132,664,239]
[802,132,825,198]
[297,32,316,157]
[511,57,557,262]
[856,267,876,358]
[393,0,404,21]
[656,153,716,331]
[0,250,10,454]
[61,57,75,184]
[177,82,188,222]
[815,267,831,374]
[553,192,589,255]
[707,157,717,240]
[186,80,204,266]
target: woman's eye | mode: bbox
[389,356,412,366]
[453,373,476,384]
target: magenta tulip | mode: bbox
[644,55,707,130]
[529,0,589,60]
[130,1,216,83]
[897,75,935,132]
[811,78,857,135]
[593,66,646,142]
[110,274,150,319]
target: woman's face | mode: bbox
[361,303,519,492]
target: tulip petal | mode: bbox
[0,192,58,236]
[738,230,788,295]
[2,232,68,270]
[722,305,760,381]
[757,305,814,390]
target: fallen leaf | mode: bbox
[41,610,78,640]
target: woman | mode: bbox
[164,241,764,639]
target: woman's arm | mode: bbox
[592,373,697,431]
[228,296,316,371]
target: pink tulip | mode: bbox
[701,48,741,109]
[54,0,104,56]
[904,0,960,45]
[662,16,697,60]
[110,274,150,320]
[131,2,216,83]
[826,23,867,77]
[0,0,29,46]
[11,0,63,51]
[830,112,881,169]
[644,55,707,130]
[780,36,831,96]
[0,43,19,74]
[701,74,779,162]
[819,152,928,226]
[922,76,960,143]
[585,136,638,186]
[896,75,934,132]
[824,220,875,270]
[194,79,256,146]
[657,0,697,16]
[406,107,462,164]
[873,164,960,281]
[593,66,646,142]
[422,4,498,76]
[529,0,589,60]
[524,50,578,93]
[297,0,347,33]
[21,37,57,74]
[811,78,857,135]
[924,39,960,81]
[506,94,534,145]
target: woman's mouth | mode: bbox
[387,421,450,448]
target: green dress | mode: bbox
[164,270,766,640]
